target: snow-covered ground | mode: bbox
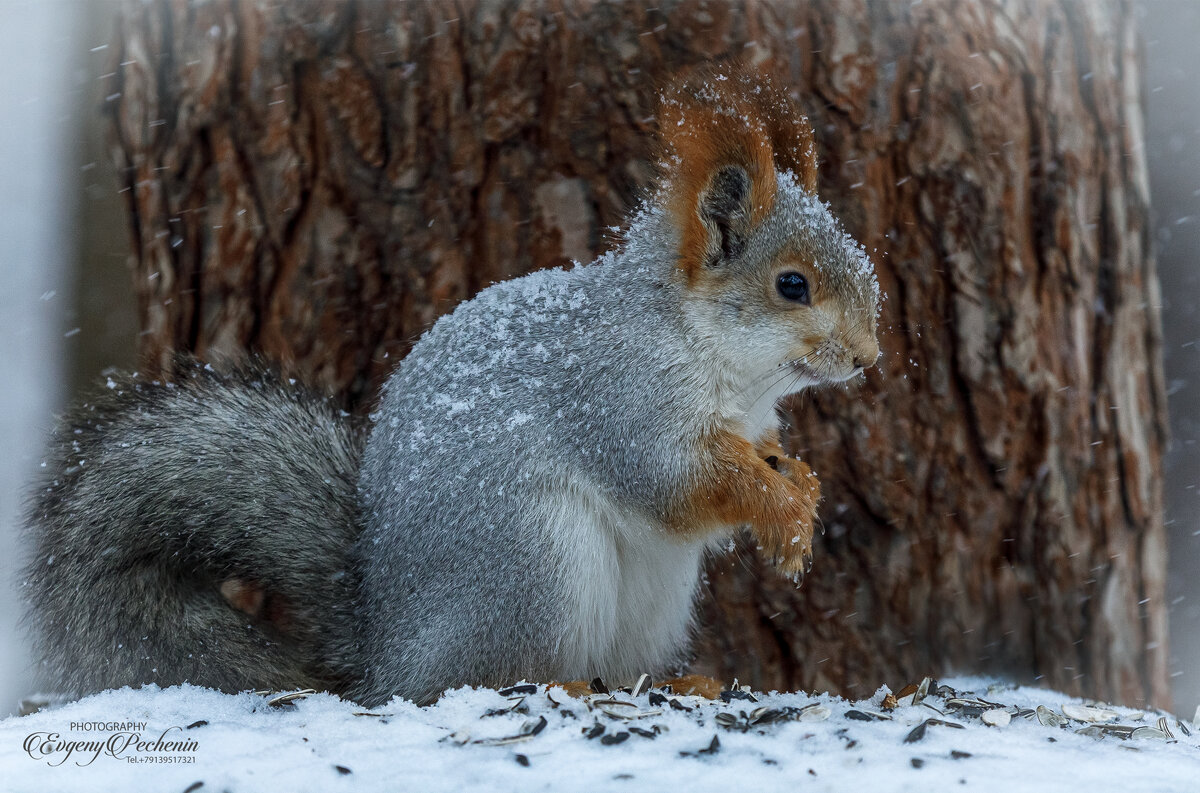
[1,677,1197,792]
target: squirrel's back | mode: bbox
[23,361,363,696]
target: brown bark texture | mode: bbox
[107,0,1169,707]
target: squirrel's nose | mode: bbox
[852,344,880,371]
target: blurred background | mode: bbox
[0,0,1197,718]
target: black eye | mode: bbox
[776,271,810,304]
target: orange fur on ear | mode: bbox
[658,63,818,279]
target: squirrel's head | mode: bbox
[658,65,880,394]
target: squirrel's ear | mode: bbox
[659,62,819,279]
[698,165,753,265]
[768,110,818,195]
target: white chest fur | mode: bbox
[540,475,706,683]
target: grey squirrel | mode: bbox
[22,65,880,707]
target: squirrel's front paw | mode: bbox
[762,452,821,503]
[756,453,821,581]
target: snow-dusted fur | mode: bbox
[23,66,880,707]
[22,361,363,696]
[353,177,878,705]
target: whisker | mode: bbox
[736,343,820,400]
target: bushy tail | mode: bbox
[22,359,364,698]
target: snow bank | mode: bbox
[1,677,1197,792]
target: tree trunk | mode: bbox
[108,0,1169,707]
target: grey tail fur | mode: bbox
[21,358,364,698]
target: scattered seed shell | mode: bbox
[1131,726,1169,741]
[797,704,832,722]
[1100,725,1136,739]
[981,709,1011,728]
[598,704,661,721]
[913,677,932,706]
[266,689,317,708]
[1061,703,1118,723]
[474,733,535,747]
[1036,706,1066,728]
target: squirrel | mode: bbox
[22,64,880,707]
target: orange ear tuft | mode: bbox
[658,63,818,280]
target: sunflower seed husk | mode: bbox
[473,733,534,747]
[902,717,963,743]
[913,677,932,706]
[1157,717,1173,739]
[630,674,651,698]
[797,704,832,722]
[1036,705,1066,728]
[1131,726,1169,741]
[483,696,527,717]
[1061,703,1118,723]
[714,712,740,727]
[1100,724,1136,739]
[266,689,317,708]
[749,707,794,725]
[598,703,660,720]
[981,709,1011,728]
[1076,726,1105,739]
[904,721,928,744]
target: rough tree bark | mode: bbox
[107,0,1169,707]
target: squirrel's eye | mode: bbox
[776,271,810,305]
